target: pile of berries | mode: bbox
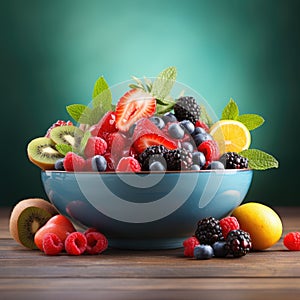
[183,216,252,259]
[36,94,249,173]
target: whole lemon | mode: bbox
[231,202,283,250]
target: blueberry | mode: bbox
[212,241,229,257]
[168,123,185,139]
[128,123,137,137]
[179,120,195,135]
[193,132,213,146]
[91,155,107,172]
[149,116,165,129]
[162,112,177,124]
[192,126,206,136]
[206,161,225,170]
[181,141,194,152]
[192,151,206,168]
[194,245,214,260]
[54,158,65,170]
[190,164,201,171]
[149,161,166,171]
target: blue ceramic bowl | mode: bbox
[41,169,253,250]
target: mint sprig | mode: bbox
[239,149,279,170]
[221,98,264,131]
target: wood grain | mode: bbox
[1,206,300,299]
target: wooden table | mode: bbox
[1,207,300,299]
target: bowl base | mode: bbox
[108,237,186,250]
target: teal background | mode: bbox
[1,0,299,207]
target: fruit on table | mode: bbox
[231,202,283,250]
[9,198,59,249]
[209,119,251,154]
[34,214,76,251]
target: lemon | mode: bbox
[209,120,251,154]
[231,202,283,250]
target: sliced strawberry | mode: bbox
[89,111,117,138]
[132,118,177,154]
[115,89,156,132]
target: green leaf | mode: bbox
[221,98,239,120]
[239,149,279,170]
[66,104,91,123]
[92,76,112,111]
[199,105,213,128]
[151,66,177,100]
[237,114,265,131]
[78,130,91,155]
[55,144,73,156]
[87,106,106,125]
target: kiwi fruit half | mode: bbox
[27,137,64,170]
[50,125,84,148]
[9,198,59,249]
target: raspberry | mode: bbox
[85,231,108,255]
[283,232,300,250]
[116,157,141,172]
[45,120,73,137]
[197,140,220,166]
[195,120,209,132]
[183,236,200,257]
[42,233,64,256]
[84,137,107,158]
[83,227,98,235]
[63,152,86,172]
[65,232,87,255]
[220,216,240,238]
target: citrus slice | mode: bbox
[209,120,251,154]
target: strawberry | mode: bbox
[132,118,177,154]
[115,89,156,132]
[89,111,117,138]
[116,157,141,172]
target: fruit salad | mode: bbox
[27,66,278,172]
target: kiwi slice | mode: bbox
[9,198,59,249]
[50,125,84,148]
[27,137,64,170]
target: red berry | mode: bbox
[84,137,107,158]
[42,233,64,256]
[197,140,220,166]
[116,157,141,172]
[104,153,116,171]
[115,89,156,132]
[195,120,209,132]
[65,232,87,255]
[283,232,300,251]
[89,111,117,138]
[83,227,98,235]
[45,120,73,137]
[106,132,128,163]
[63,152,86,172]
[183,236,200,257]
[220,216,240,238]
[85,231,108,255]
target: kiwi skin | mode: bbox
[9,198,59,249]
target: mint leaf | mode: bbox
[92,76,112,112]
[55,144,73,156]
[221,98,239,120]
[87,106,106,125]
[151,66,177,100]
[239,149,279,170]
[237,114,265,131]
[66,104,91,123]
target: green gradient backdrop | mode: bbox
[1,0,299,207]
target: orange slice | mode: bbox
[209,120,251,154]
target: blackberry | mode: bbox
[138,145,167,171]
[225,229,252,257]
[174,96,200,124]
[219,152,248,169]
[195,217,224,245]
[163,148,193,171]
